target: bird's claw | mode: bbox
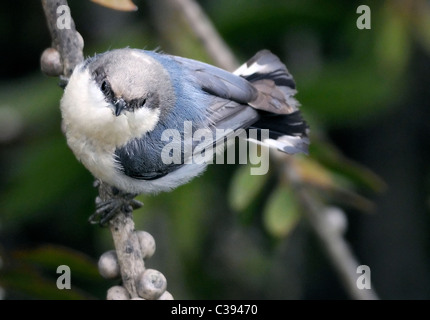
[89,187,143,226]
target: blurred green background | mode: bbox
[0,0,430,299]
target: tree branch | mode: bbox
[97,183,145,298]
[41,0,145,298]
[41,0,84,78]
[283,158,379,300]
[174,0,379,300]
[172,0,239,71]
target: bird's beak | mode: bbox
[114,98,127,117]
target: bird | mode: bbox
[60,48,309,224]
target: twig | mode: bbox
[175,0,379,300]
[172,0,239,71]
[98,183,145,298]
[41,0,83,77]
[283,158,379,300]
[41,0,144,298]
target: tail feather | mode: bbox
[235,50,309,154]
[251,111,308,139]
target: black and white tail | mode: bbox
[235,50,310,154]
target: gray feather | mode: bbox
[171,55,258,104]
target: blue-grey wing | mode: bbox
[172,51,309,154]
[170,55,258,104]
[170,55,261,144]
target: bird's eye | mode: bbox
[101,80,110,94]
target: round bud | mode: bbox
[136,269,167,300]
[75,31,84,50]
[323,206,348,234]
[158,291,174,300]
[136,231,156,259]
[40,48,63,76]
[106,285,130,300]
[98,250,120,279]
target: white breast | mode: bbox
[60,66,162,192]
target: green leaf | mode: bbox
[263,186,301,238]
[0,266,91,300]
[14,245,100,282]
[228,164,269,211]
[310,138,386,193]
[1,245,103,300]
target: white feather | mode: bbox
[60,66,161,191]
[109,163,208,194]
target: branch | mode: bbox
[172,0,239,71]
[41,0,83,78]
[283,158,379,300]
[41,0,145,299]
[174,0,379,300]
[97,183,145,298]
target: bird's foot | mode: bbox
[89,185,143,226]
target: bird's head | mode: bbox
[60,48,176,148]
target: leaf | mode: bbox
[263,186,301,238]
[309,139,386,193]
[289,149,382,213]
[14,245,100,282]
[229,164,269,211]
[90,0,137,11]
[290,155,335,190]
[0,266,91,300]
[0,245,103,299]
